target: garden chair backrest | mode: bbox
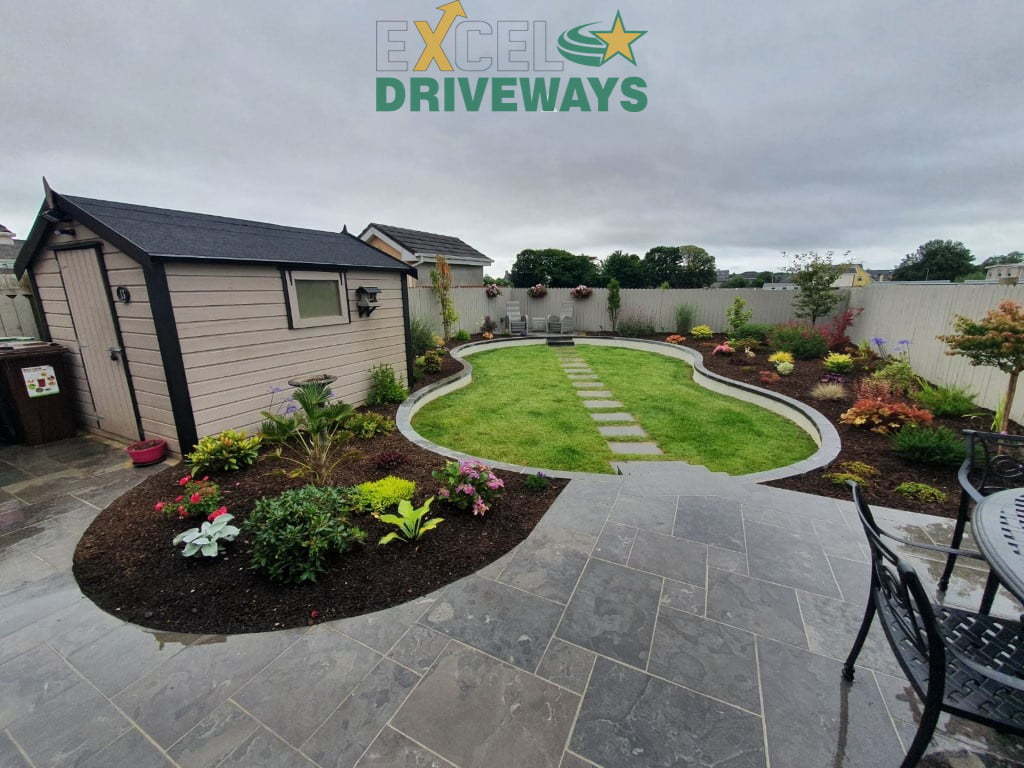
[507,301,523,322]
[962,430,1024,499]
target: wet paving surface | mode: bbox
[1,437,1022,767]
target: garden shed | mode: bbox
[15,184,417,455]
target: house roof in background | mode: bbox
[363,223,492,265]
[16,193,416,276]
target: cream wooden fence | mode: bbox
[0,273,38,338]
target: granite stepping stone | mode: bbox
[572,381,605,388]
[567,374,599,380]
[591,412,635,422]
[599,425,647,438]
[577,390,613,399]
[583,400,624,409]
[608,442,663,455]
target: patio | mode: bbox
[1,436,1021,767]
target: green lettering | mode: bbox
[410,78,440,112]
[587,77,618,112]
[519,78,560,111]
[458,77,488,111]
[620,77,647,112]
[375,78,405,111]
[491,77,517,111]
[443,77,455,111]
[559,77,591,111]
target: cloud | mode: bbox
[1,0,1021,275]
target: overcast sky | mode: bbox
[2,0,1021,275]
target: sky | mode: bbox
[1,0,1021,277]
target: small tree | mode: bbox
[725,296,752,335]
[787,250,844,325]
[939,300,1024,433]
[430,256,458,340]
[607,278,621,333]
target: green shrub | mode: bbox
[911,383,977,417]
[691,325,713,339]
[894,482,947,503]
[871,359,922,394]
[366,364,408,406]
[453,329,471,342]
[247,486,366,584]
[823,353,855,373]
[524,472,552,492]
[734,323,772,342]
[675,304,696,334]
[767,324,829,360]
[410,318,435,357]
[187,430,262,474]
[824,460,879,487]
[353,475,416,515]
[347,412,395,439]
[616,312,657,337]
[891,425,965,466]
[726,297,753,336]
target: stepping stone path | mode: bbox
[553,348,663,460]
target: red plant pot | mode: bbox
[126,438,167,467]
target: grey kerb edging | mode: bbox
[395,336,841,482]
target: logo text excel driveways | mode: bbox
[375,2,648,112]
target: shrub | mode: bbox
[265,384,358,485]
[417,349,444,376]
[616,312,657,337]
[186,430,262,475]
[353,475,416,515]
[433,460,505,516]
[691,325,713,339]
[728,337,761,351]
[768,351,794,365]
[734,323,772,342]
[911,383,977,417]
[431,256,459,340]
[665,334,685,345]
[481,315,497,333]
[759,370,781,385]
[247,486,366,584]
[373,450,407,470]
[260,382,354,445]
[675,305,696,334]
[823,353,855,373]
[453,329,471,342]
[607,278,621,332]
[378,498,443,545]
[366,364,408,406]
[173,513,240,558]
[839,399,934,433]
[824,461,878,487]
[410,318,435,356]
[524,472,551,492]
[768,324,829,360]
[569,285,593,299]
[156,475,223,520]
[821,308,864,351]
[726,297,753,336]
[809,382,847,400]
[855,377,900,402]
[891,425,966,466]
[895,482,947,504]
[776,361,795,376]
[347,412,395,439]
[871,359,922,395]
[712,343,734,356]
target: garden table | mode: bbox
[973,488,1024,610]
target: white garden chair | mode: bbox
[506,301,527,335]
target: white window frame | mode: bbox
[284,270,350,328]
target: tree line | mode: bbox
[502,246,718,289]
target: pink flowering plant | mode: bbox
[154,474,224,520]
[712,343,735,356]
[432,460,505,516]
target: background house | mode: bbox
[986,263,1023,283]
[359,223,493,286]
[832,263,873,288]
[16,187,415,454]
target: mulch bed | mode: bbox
[73,361,567,635]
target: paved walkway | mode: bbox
[1,437,1021,767]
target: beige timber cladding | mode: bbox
[33,224,178,452]
[166,263,407,437]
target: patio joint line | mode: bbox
[3,728,38,768]
[225,698,321,766]
[753,639,772,768]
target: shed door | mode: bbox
[55,248,140,441]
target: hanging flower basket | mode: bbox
[484,284,502,298]
[527,284,548,298]
[569,285,593,299]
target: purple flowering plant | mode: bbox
[432,460,505,516]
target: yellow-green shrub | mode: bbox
[354,476,416,515]
[691,325,713,339]
[823,353,855,373]
[768,351,794,365]
[187,430,262,474]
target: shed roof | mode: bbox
[363,223,492,265]
[16,193,416,277]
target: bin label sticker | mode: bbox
[22,365,59,398]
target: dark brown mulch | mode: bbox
[73,403,566,635]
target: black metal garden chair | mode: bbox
[937,429,1024,612]
[844,483,1024,767]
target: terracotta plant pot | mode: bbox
[126,438,167,467]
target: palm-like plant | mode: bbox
[265,383,358,484]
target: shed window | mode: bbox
[285,270,349,328]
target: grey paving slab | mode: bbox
[557,559,662,667]
[758,638,904,767]
[336,596,436,652]
[593,522,637,564]
[535,638,596,693]
[0,645,82,729]
[597,425,646,437]
[709,545,749,574]
[0,732,30,768]
[355,727,456,767]
[76,727,173,768]
[583,400,625,409]
[571,656,766,768]
[674,496,745,551]
[497,525,596,603]
[610,493,677,535]
[393,643,578,768]
[300,658,420,768]
[577,390,614,399]
[706,569,808,648]
[572,381,605,389]
[420,576,563,670]
[217,726,311,768]
[796,591,906,677]
[559,752,594,768]
[566,373,599,380]
[387,624,450,673]
[649,610,760,712]
[607,441,662,454]
[660,579,706,616]
[744,520,841,598]
[828,554,871,605]
[628,528,707,586]
[590,412,635,422]
[234,626,382,745]
[167,702,262,768]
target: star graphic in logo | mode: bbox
[592,11,646,64]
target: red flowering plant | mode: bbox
[154,474,224,520]
[839,399,933,434]
[665,334,685,345]
[759,370,781,385]
[432,460,505,516]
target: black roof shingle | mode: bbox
[366,223,491,265]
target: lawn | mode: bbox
[412,344,817,474]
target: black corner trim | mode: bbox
[95,247,144,441]
[147,260,198,452]
[400,272,415,386]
